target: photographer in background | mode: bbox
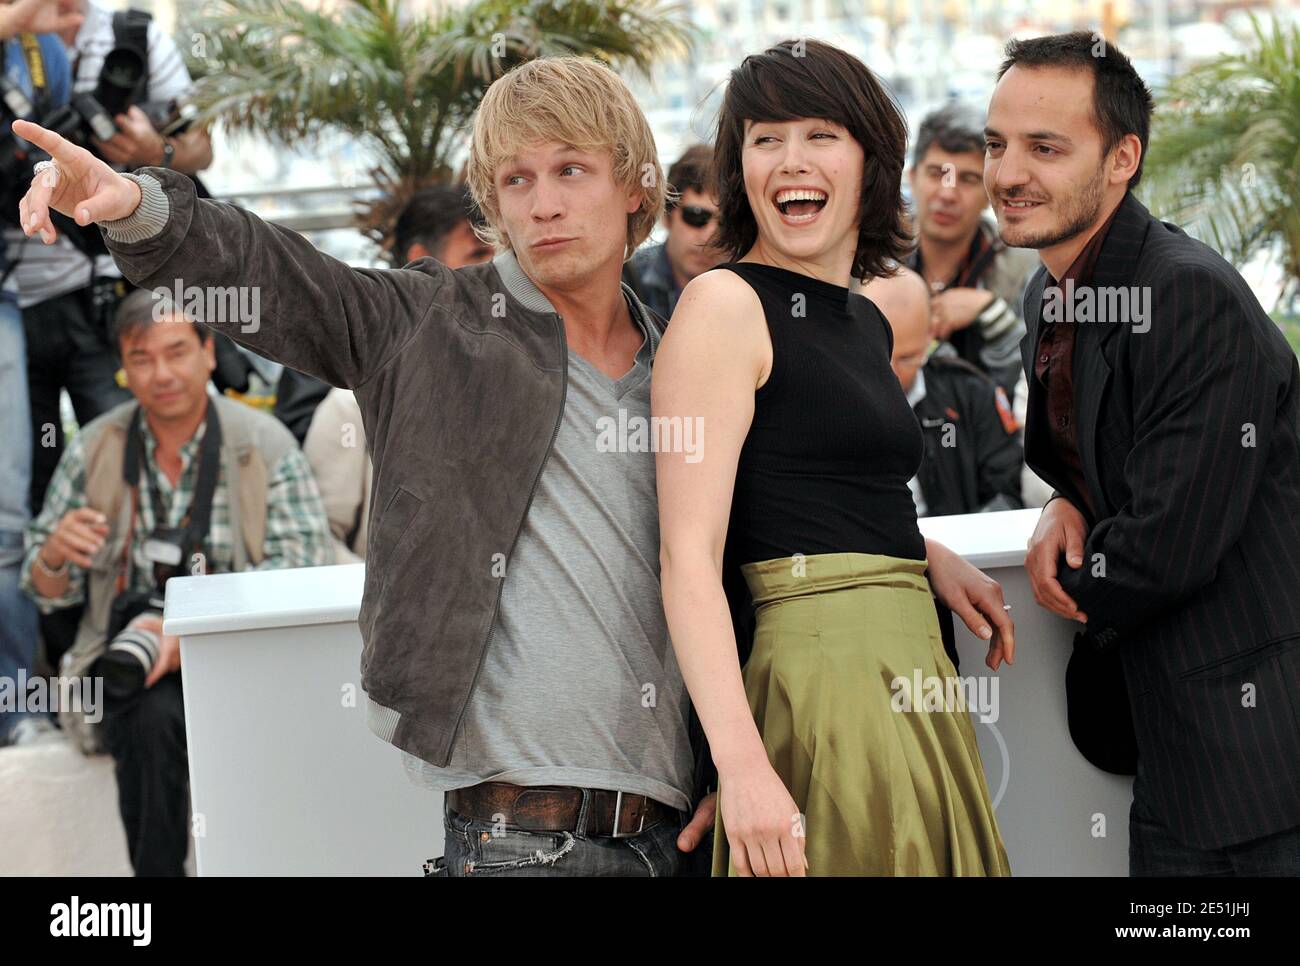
[626,143,725,322]
[903,102,1037,398]
[9,0,213,517]
[21,288,329,876]
[0,0,80,747]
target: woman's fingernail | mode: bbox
[980,626,992,639]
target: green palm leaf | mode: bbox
[182,0,695,249]
[1141,13,1300,306]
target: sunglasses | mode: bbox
[678,205,718,228]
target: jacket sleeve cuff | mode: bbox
[101,172,171,243]
[976,296,1017,340]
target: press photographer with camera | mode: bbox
[0,0,81,748]
[5,0,213,518]
[20,287,330,876]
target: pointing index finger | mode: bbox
[12,119,79,165]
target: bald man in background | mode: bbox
[861,267,1024,517]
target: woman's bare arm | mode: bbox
[653,268,806,876]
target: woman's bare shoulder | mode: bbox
[669,267,765,335]
[659,267,771,386]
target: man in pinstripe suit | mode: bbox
[987,32,1300,875]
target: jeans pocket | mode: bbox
[466,823,577,875]
[625,816,685,877]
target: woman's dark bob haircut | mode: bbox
[711,39,913,281]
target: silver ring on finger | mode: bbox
[33,160,60,188]
[1003,604,1012,611]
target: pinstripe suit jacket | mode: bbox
[1020,190,1300,849]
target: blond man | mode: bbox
[14,56,717,877]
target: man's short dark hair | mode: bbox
[111,287,211,357]
[665,143,714,210]
[911,101,986,169]
[996,31,1155,189]
[392,184,482,264]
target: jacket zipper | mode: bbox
[445,311,569,761]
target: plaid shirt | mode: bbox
[22,402,331,612]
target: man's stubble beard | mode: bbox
[1000,165,1106,251]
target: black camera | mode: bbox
[0,28,185,241]
[92,523,198,700]
[96,591,165,701]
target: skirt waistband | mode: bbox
[739,552,930,606]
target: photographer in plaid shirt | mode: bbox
[21,286,331,876]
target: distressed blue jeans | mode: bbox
[432,795,693,877]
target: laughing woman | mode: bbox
[653,40,1014,876]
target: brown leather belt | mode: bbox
[448,782,674,838]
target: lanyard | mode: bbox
[121,401,224,563]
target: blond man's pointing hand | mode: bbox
[12,118,143,244]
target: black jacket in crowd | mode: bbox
[912,354,1024,517]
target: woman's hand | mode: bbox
[718,756,808,876]
[926,537,1016,670]
[12,119,143,244]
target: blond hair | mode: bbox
[466,57,664,259]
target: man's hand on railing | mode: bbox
[13,119,143,244]
[1026,495,1089,623]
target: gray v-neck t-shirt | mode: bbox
[402,297,693,811]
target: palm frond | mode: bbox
[181,0,694,246]
[1140,13,1300,303]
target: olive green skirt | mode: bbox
[712,552,1011,876]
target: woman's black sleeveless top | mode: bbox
[720,261,927,565]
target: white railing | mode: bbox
[162,507,1134,876]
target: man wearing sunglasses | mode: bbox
[627,144,726,321]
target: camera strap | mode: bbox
[18,34,47,97]
[122,400,224,564]
[116,489,138,597]
[0,34,50,101]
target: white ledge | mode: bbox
[163,563,365,636]
[917,507,1039,569]
[162,509,1042,636]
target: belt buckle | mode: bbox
[608,790,645,839]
